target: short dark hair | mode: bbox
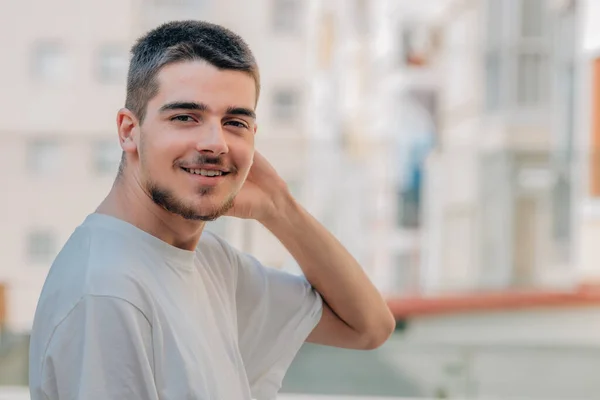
[125,20,260,123]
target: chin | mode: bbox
[148,184,229,222]
[193,198,234,219]
[194,214,221,222]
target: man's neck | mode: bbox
[96,176,205,251]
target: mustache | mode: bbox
[177,155,237,173]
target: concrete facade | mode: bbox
[574,0,600,284]
[422,0,579,294]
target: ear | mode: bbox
[253,123,258,136]
[116,108,139,155]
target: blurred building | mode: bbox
[0,0,311,332]
[292,0,381,281]
[421,0,579,294]
[292,0,446,296]
[575,0,600,285]
[0,0,138,332]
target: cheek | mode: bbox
[139,146,176,181]
[239,154,254,177]
[144,135,185,169]
[229,139,254,171]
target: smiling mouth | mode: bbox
[181,167,230,177]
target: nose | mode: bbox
[196,123,228,156]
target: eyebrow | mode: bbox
[159,101,256,120]
[225,106,256,120]
[159,101,208,113]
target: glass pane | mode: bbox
[517,52,547,106]
[27,140,62,175]
[486,0,503,48]
[485,53,501,111]
[273,0,300,33]
[32,42,68,82]
[272,88,299,122]
[97,46,128,84]
[521,0,545,38]
[552,174,571,241]
[27,230,57,263]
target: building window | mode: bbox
[484,0,505,111]
[31,41,68,83]
[27,139,62,175]
[400,24,432,68]
[97,46,128,84]
[396,136,432,229]
[272,88,299,122]
[520,0,545,38]
[92,140,121,175]
[516,0,549,108]
[272,0,300,33]
[485,52,502,111]
[516,52,549,107]
[484,0,550,112]
[26,230,57,264]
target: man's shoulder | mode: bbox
[54,222,148,283]
[37,223,154,324]
[30,223,153,362]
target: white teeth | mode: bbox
[200,169,221,177]
[186,168,222,177]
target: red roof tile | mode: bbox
[386,284,600,319]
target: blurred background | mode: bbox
[2,0,600,398]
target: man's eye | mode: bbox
[172,115,195,122]
[225,120,248,129]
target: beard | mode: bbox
[137,132,237,221]
[146,180,235,221]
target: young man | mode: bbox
[29,20,395,400]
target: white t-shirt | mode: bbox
[29,213,323,400]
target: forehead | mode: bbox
[151,60,256,111]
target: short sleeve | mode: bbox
[38,295,159,400]
[233,251,323,400]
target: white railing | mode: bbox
[280,396,426,400]
[0,387,433,400]
[0,387,577,400]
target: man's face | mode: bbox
[132,61,256,221]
